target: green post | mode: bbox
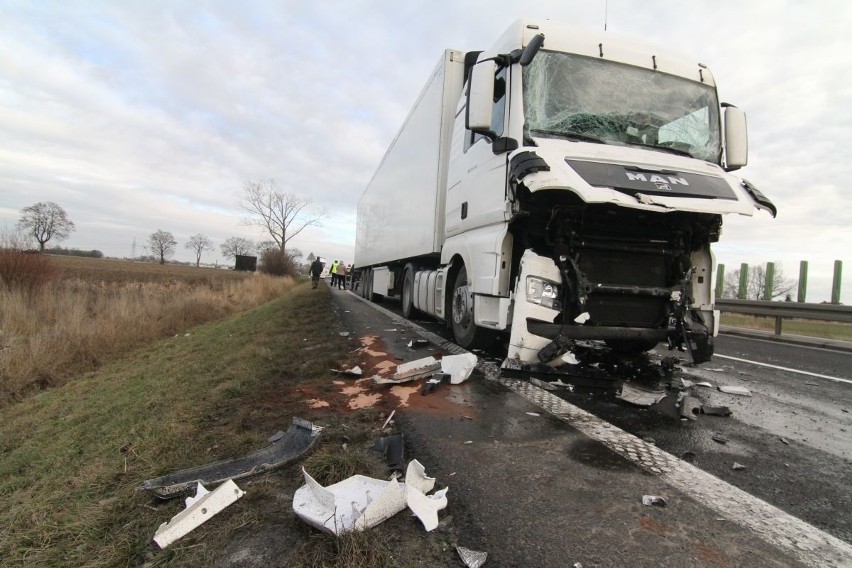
[797,261,808,303]
[715,263,725,299]
[831,260,843,304]
[738,263,749,300]
[764,262,775,300]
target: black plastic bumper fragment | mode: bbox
[741,178,777,217]
[510,151,550,180]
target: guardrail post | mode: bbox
[832,260,843,304]
[715,263,725,299]
[798,260,808,303]
[764,262,775,300]
[738,263,749,300]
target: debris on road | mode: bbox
[701,405,733,417]
[292,460,447,535]
[682,378,713,389]
[680,396,701,420]
[372,433,405,470]
[407,339,429,349]
[381,410,395,430]
[804,381,819,386]
[574,312,591,324]
[618,382,667,407]
[530,378,557,391]
[642,495,668,507]
[373,356,441,385]
[457,546,488,568]
[153,479,245,548]
[718,385,752,396]
[441,353,478,384]
[420,374,446,395]
[711,432,729,444]
[780,437,790,445]
[331,366,363,377]
[525,412,541,417]
[140,417,321,499]
[732,462,747,471]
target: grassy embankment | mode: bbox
[0,256,450,567]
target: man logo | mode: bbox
[625,171,689,191]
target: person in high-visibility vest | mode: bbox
[330,260,340,287]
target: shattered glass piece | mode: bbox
[457,546,488,568]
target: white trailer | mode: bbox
[355,19,775,365]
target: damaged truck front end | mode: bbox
[494,35,775,365]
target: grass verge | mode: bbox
[721,313,852,341]
[0,282,455,567]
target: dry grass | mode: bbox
[721,313,852,341]
[0,256,295,404]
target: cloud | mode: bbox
[0,1,850,301]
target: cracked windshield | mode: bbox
[523,50,721,162]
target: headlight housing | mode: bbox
[526,277,562,310]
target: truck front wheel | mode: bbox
[451,265,487,348]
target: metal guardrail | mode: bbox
[717,299,852,335]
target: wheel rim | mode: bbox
[452,270,473,330]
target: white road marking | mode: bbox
[351,293,852,567]
[716,354,852,385]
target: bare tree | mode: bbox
[723,262,796,300]
[241,179,325,252]
[17,202,75,252]
[184,234,213,267]
[149,230,177,265]
[220,236,255,260]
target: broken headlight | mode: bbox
[526,277,562,310]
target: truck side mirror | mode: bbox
[723,104,748,171]
[466,60,496,137]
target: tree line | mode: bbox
[12,180,324,270]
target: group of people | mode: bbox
[309,257,350,290]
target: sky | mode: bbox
[1,0,850,303]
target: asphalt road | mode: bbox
[330,285,852,567]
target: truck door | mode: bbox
[446,65,511,238]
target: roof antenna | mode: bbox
[604,0,608,31]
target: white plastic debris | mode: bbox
[732,462,747,471]
[292,460,447,535]
[718,385,751,396]
[457,546,488,568]
[293,470,406,535]
[374,356,441,385]
[642,495,668,507]
[153,480,245,548]
[618,383,667,407]
[332,366,362,376]
[574,312,590,324]
[561,352,580,365]
[441,353,478,384]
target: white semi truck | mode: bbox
[354,19,775,365]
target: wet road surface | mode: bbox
[329,285,852,566]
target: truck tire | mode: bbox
[401,264,419,319]
[450,265,488,348]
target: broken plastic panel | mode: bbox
[641,495,668,507]
[373,356,440,385]
[292,460,447,535]
[618,383,667,407]
[140,417,321,499]
[440,353,477,384]
[718,385,751,396]
[153,480,245,548]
